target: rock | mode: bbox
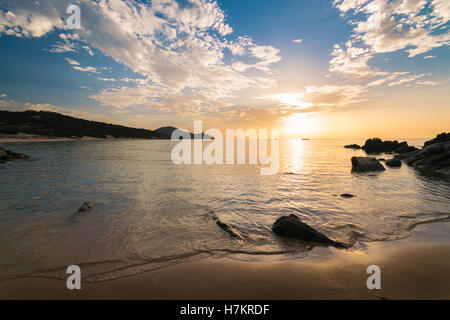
[362,138,416,154]
[0,147,29,162]
[272,214,347,249]
[78,201,95,212]
[340,193,355,198]
[398,133,450,175]
[378,158,386,161]
[351,157,385,172]
[344,144,361,149]
[385,158,401,167]
[424,132,450,147]
[216,220,243,239]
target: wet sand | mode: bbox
[1,222,449,300]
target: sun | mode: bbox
[283,113,321,137]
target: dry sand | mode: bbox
[0,222,449,300]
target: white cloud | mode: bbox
[64,58,80,66]
[423,55,436,59]
[98,78,117,82]
[0,0,281,114]
[331,0,450,79]
[388,73,425,86]
[82,45,94,56]
[415,80,442,86]
[73,66,99,73]
[293,39,303,44]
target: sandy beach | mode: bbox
[1,222,449,300]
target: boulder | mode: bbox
[340,193,355,198]
[272,214,347,249]
[424,132,450,147]
[398,133,450,175]
[362,138,417,154]
[344,144,361,149]
[0,147,29,162]
[385,158,401,167]
[351,157,385,172]
[78,201,95,212]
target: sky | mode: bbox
[0,0,449,138]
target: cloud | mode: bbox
[0,93,6,98]
[415,80,442,86]
[423,55,436,59]
[331,0,450,79]
[64,57,80,66]
[0,0,281,115]
[388,73,425,86]
[73,66,99,73]
[82,45,94,56]
[98,77,117,82]
[293,39,303,44]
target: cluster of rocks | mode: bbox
[347,133,450,175]
[395,132,450,175]
[345,138,418,154]
[0,147,29,163]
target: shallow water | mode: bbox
[0,139,449,281]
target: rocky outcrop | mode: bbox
[77,201,95,212]
[344,144,361,149]
[385,158,401,167]
[272,214,347,249]
[362,138,418,154]
[351,157,385,172]
[395,133,450,175]
[0,147,29,163]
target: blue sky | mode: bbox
[0,0,449,137]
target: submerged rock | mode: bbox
[340,193,355,198]
[0,147,29,162]
[77,201,95,212]
[216,220,243,239]
[272,214,347,249]
[344,144,361,149]
[385,158,401,167]
[351,157,385,172]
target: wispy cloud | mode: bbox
[293,39,303,44]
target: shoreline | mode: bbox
[1,222,449,300]
[0,136,165,143]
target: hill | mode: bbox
[155,126,212,139]
[0,110,170,139]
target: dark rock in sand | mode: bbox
[340,193,355,198]
[385,158,401,167]
[397,133,450,175]
[272,214,347,249]
[344,144,361,149]
[78,201,95,212]
[216,220,243,239]
[351,157,385,172]
[362,138,418,154]
[0,147,29,162]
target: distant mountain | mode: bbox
[0,110,170,139]
[155,126,212,139]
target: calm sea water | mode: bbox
[0,139,449,281]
